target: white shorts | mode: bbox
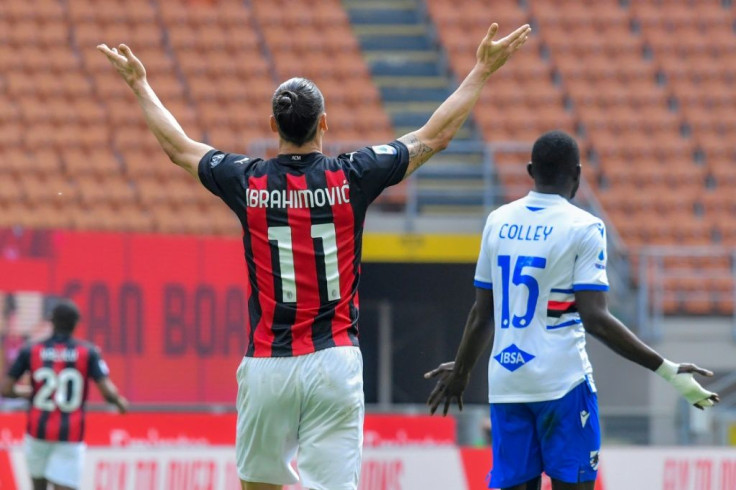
[25,434,85,488]
[235,346,364,490]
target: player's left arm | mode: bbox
[425,288,495,416]
[425,215,496,415]
[0,376,31,400]
[575,222,720,409]
[397,23,531,179]
[97,43,212,179]
[0,347,32,400]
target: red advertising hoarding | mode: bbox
[0,230,255,403]
[0,413,455,448]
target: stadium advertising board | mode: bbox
[1,409,734,490]
[0,412,455,447]
[0,231,267,403]
[6,445,735,490]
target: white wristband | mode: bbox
[656,359,715,407]
[655,359,679,382]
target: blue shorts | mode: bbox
[488,380,600,488]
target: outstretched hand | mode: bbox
[677,363,720,410]
[475,23,532,77]
[424,361,469,416]
[97,43,147,88]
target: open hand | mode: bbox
[97,43,147,88]
[424,361,469,416]
[476,23,532,76]
[677,363,720,409]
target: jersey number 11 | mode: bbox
[268,224,341,303]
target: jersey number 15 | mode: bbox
[497,255,547,328]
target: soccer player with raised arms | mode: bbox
[425,130,720,490]
[98,22,531,490]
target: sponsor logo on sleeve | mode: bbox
[493,344,535,372]
[372,145,397,156]
[234,157,250,165]
[210,154,225,167]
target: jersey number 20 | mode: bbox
[497,255,547,328]
[32,367,84,413]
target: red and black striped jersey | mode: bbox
[7,334,109,442]
[199,141,409,357]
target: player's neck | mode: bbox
[278,139,322,155]
[533,185,571,199]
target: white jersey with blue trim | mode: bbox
[474,191,609,403]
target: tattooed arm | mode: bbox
[398,23,530,179]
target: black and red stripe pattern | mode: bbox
[546,300,578,318]
[15,335,106,442]
[198,142,409,358]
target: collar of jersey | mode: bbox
[526,190,567,204]
[276,152,323,164]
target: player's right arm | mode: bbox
[97,43,212,179]
[397,23,531,179]
[88,347,129,414]
[577,291,719,409]
[575,222,719,410]
[95,378,129,414]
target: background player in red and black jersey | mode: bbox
[1,300,128,490]
[99,21,530,490]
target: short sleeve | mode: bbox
[572,221,609,292]
[7,346,30,379]
[88,347,110,382]
[343,141,410,203]
[198,149,249,198]
[474,216,494,290]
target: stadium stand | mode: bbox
[3,0,736,312]
[0,0,395,235]
[425,0,736,313]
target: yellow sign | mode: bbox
[362,233,481,263]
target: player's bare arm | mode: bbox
[0,375,31,400]
[95,378,129,414]
[97,43,212,179]
[398,23,531,178]
[576,290,720,409]
[425,288,494,415]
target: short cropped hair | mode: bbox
[51,300,81,334]
[531,130,580,186]
[272,78,325,146]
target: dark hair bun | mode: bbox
[277,91,297,112]
[271,78,324,146]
